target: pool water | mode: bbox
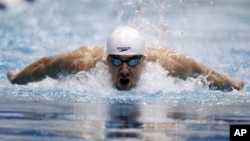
[0,0,250,140]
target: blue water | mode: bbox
[0,0,250,140]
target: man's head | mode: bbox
[106,26,146,90]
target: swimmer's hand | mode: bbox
[207,78,244,91]
[232,79,244,90]
[7,70,18,84]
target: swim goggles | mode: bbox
[109,55,143,67]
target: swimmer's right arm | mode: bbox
[7,46,106,85]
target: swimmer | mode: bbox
[7,26,244,91]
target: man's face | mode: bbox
[107,55,145,90]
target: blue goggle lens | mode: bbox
[110,56,141,67]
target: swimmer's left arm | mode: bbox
[146,47,244,91]
[201,66,244,91]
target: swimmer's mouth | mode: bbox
[120,78,130,85]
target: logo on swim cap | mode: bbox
[117,46,131,52]
[107,26,145,56]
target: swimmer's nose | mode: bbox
[120,63,129,77]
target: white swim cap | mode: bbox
[107,26,145,56]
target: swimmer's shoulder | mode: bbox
[74,46,106,61]
[74,46,106,54]
[145,47,176,62]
